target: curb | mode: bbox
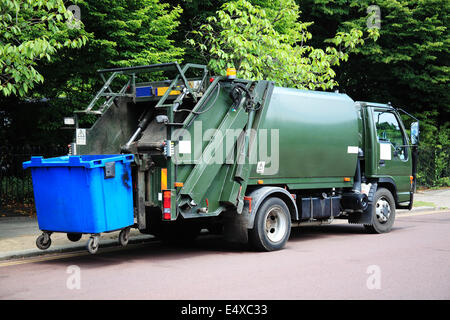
[397,205,449,212]
[406,206,447,212]
[0,234,157,262]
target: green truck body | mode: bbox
[71,63,418,251]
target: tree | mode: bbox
[0,0,185,146]
[297,0,449,124]
[297,0,450,186]
[188,0,378,90]
[0,0,87,97]
[34,0,185,113]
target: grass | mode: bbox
[413,201,436,208]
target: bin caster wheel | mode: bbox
[119,228,130,247]
[36,233,51,250]
[67,233,82,242]
[87,236,100,254]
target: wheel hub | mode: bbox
[375,197,391,223]
[264,206,288,243]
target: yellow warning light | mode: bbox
[226,67,236,79]
[257,180,264,185]
[344,177,351,182]
[161,168,167,190]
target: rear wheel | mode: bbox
[249,197,291,251]
[364,188,396,233]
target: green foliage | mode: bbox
[188,0,378,90]
[342,0,449,111]
[73,0,184,68]
[0,0,87,97]
[0,0,185,138]
[297,0,449,187]
[297,0,449,122]
[34,0,185,121]
[0,97,74,145]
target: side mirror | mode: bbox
[411,121,419,145]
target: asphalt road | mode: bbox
[0,210,449,300]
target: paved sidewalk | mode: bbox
[0,216,154,260]
[413,188,450,209]
[0,188,448,261]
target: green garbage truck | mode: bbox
[68,62,419,251]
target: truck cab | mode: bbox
[358,102,417,209]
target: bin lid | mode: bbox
[23,154,134,169]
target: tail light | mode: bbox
[163,190,171,220]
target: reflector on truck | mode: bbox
[161,168,167,190]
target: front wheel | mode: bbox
[364,188,396,234]
[249,197,291,251]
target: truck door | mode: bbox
[371,108,412,203]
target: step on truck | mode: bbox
[63,62,419,252]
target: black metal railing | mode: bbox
[0,145,69,214]
[416,146,450,188]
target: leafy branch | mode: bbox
[0,0,88,97]
[187,0,378,90]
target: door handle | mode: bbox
[379,160,385,167]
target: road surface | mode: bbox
[0,210,449,300]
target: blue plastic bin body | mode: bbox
[23,154,135,234]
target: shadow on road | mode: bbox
[34,223,398,268]
[291,223,367,238]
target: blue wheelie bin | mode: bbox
[23,154,135,254]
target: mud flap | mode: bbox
[223,211,249,244]
[348,182,377,225]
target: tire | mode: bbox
[119,228,130,246]
[87,236,99,254]
[249,197,291,251]
[36,234,51,250]
[364,188,396,234]
[67,233,82,242]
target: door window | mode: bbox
[373,110,408,160]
